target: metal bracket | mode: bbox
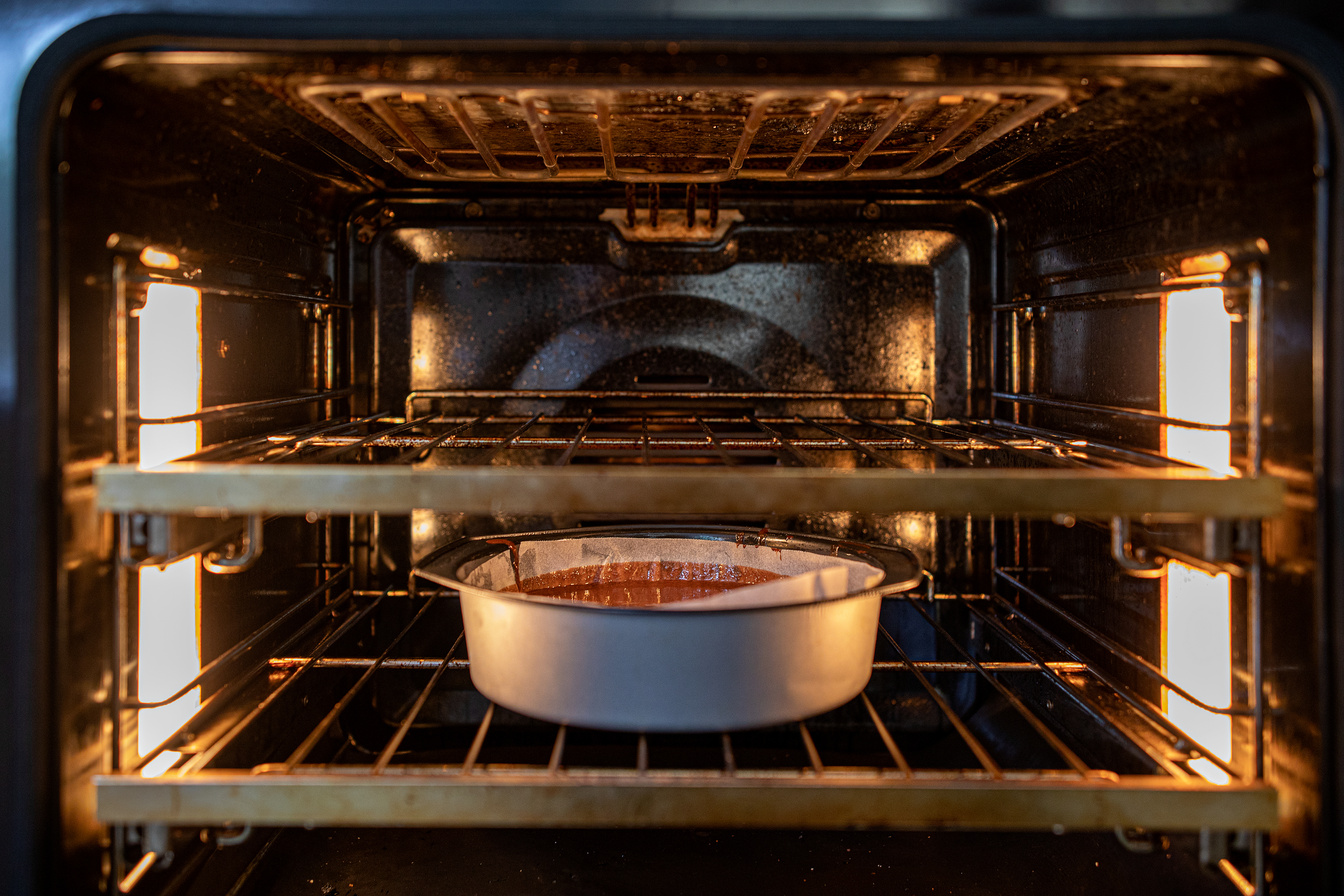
[1110,516,1167,578]
[1114,826,1168,854]
[143,824,170,862]
[116,825,173,893]
[119,511,261,570]
[600,206,743,243]
[1201,829,1259,896]
[118,512,148,568]
[212,824,253,848]
[202,515,264,575]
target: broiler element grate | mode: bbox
[94,565,1275,831]
[295,82,1070,183]
[96,391,1284,519]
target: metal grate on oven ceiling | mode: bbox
[295,83,1070,183]
[94,563,1275,831]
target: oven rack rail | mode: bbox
[97,396,1284,519]
[295,82,1070,184]
[95,567,1276,833]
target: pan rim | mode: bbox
[412,523,923,615]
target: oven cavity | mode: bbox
[50,46,1321,896]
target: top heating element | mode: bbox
[295,82,1071,183]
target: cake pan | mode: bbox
[414,525,921,732]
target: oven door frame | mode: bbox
[4,5,1344,893]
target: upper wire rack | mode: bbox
[175,389,1179,470]
[97,391,1283,519]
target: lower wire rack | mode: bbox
[95,566,1276,832]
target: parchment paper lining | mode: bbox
[463,536,884,611]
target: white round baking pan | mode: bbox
[414,525,922,732]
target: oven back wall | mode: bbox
[364,193,988,418]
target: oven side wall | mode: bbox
[23,30,371,894]
[990,55,1334,890]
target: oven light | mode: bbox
[137,557,200,777]
[1161,283,1234,784]
[1178,250,1231,278]
[137,423,198,470]
[1161,286,1232,475]
[135,282,203,776]
[1164,562,1233,785]
[137,283,201,420]
[137,283,200,468]
[139,245,181,270]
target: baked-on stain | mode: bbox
[502,560,784,607]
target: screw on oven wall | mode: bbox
[465,201,485,218]
[862,202,881,220]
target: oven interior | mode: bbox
[49,44,1325,894]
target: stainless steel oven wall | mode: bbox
[990,59,1326,886]
[6,5,1344,896]
[46,42,361,896]
[362,192,986,567]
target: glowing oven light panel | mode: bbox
[134,280,202,778]
[1161,273,1234,784]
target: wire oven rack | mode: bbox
[295,83,1070,183]
[94,561,1275,831]
[96,390,1283,520]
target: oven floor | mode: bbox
[221,828,1236,895]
